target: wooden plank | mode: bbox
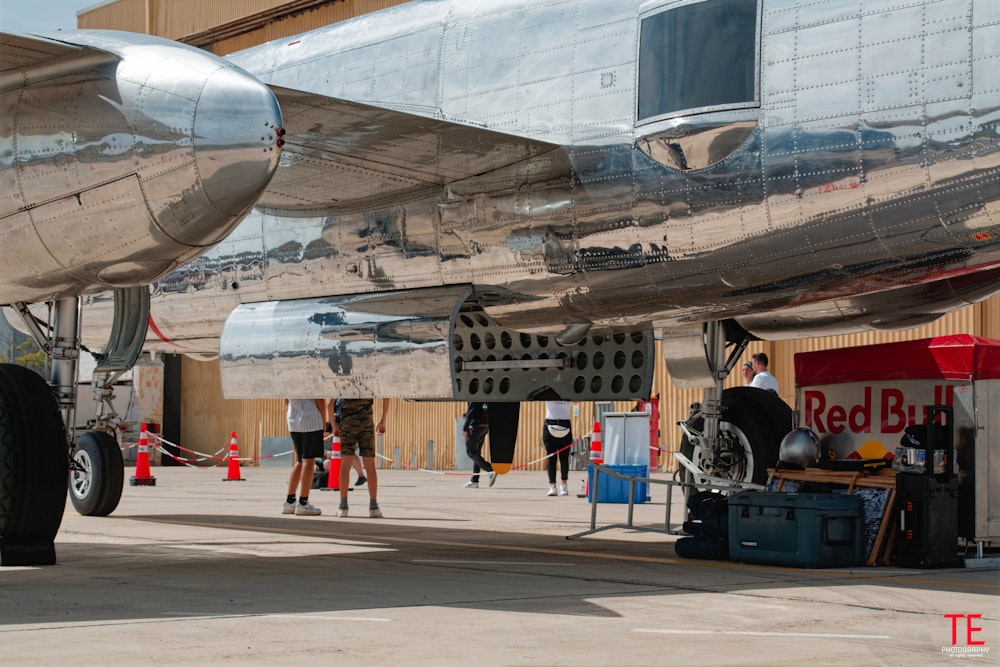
[769,468,897,488]
[869,488,897,566]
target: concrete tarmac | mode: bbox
[1,466,996,666]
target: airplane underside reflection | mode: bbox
[216,287,655,403]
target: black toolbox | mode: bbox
[729,491,865,568]
[894,405,960,568]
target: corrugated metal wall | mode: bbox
[78,0,149,33]
[157,0,292,40]
[79,0,326,38]
[210,1,409,55]
[984,297,999,339]
[79,0,408,49]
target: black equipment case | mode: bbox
[894,405,961,568]
[895,476,960,567]
[728,491,865,568]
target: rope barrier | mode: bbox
[146,431,293,467]
[134,428,670,473]
[510,434,587,471]
[367,432,592,475]
[372,453,450,475]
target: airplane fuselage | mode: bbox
[137,0,999,334]
[70,0,1000,399]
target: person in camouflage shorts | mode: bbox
[333,398,389,518]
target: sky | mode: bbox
[0,0,93,35]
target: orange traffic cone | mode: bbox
[581,421,602,499]
[322,434,342,491]
[590,421,604,465]
[130,423,157,486]
[223,431,245,481]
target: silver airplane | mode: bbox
[4,0,1000,563]
[0,30,283,563]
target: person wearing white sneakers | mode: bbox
[461,402,497,489]
[542,400,573,496]
[282,398,325,516]
[334,398,389,518]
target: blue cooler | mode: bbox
[588,465,648,503]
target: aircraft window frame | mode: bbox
[636,0,761,125]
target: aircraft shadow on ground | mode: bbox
[0,512,982,628]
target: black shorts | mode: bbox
[290,430,324,460]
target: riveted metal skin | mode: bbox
[68,0,1000,399]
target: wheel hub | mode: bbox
[693,422,754,484]
[70,450,94,500]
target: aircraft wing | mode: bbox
[260,86,559,215]
[0,31,118,86]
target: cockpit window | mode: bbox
[638,0,758,122]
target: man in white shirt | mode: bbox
[283,398,326,515]
[749,353,779,393]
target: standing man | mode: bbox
[328,399,367,487]
[749,353,779,393]
[462,401,496,488]
[333,397,389,518]
[283,398,325,516]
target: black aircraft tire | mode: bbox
[680,387,793,486]
[70,431,124,517]
[0,363,68,542]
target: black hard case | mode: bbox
[894,476,960,567]
[893,405,960,568]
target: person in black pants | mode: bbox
[463,402,496,488]
[543,400,573,496]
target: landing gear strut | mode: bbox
[679,387,792,486]
[673,322,792,488]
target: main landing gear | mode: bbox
[0,287,148,565]
[671,322,793,488]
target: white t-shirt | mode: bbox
[287,398,324,433]
[545,400,572,420]
[750,371,779,393]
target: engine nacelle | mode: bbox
[0,31,282,304]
